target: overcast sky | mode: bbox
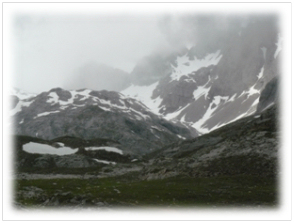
[13,14,170,93]
[9,3,283,94]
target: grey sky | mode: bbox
[13,14,170,93]
[12,10,279,94]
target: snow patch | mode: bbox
[165,104,190,120]
[261,102,275,112]
[121,81,162,115]
[193,78,211,101]
[192,96,229,134]
[85,146,123,155]
[10,100,34,116]
[151,126,163,132]
[99,106,112,112]
[228,94,237,102]
[35,110,61,118]
[247,85,260,97]
[98,98,127,110]
[47,92,59,104]
[93,159,116,165]
[274,33,283,59]
[257,66,264,79]
[177,134,186,139]
[23,142,78,156]
[128,107,151,120]
[170,50,222,81]
[60,105,69,110]
[180,114,186,122]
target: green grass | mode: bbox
[15,173,277,208]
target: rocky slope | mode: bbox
[11,88,192,155]
[140,103,278,180]
[139,73,279,179]
[256,76,279,113]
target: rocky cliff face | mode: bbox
[256,76,279,113]
[11,88,193,155]
[122,15,281,135]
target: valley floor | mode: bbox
[14,172,277,209]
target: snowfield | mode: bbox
[170,50,223,81]
[23,142,78,156]
[85,146,123,155]
[121,81,163,115]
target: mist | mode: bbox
[158,13,278,51]
[13,14,169,93]
[12,12,278,93]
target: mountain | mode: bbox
[141,101,278,181]
[11,15,281,162]
[139,73,279,180]
[15,80,279,207]
[11,87,193,155]
[122,16,281,135]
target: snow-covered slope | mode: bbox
[122,49,262,134]
[169,50,222,82]
[121,81,162,115]
[121,17,281,135]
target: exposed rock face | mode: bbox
[141,104,278,180]
[11,88,193,155]
[122,15,281,135]
[256,77,279,113]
